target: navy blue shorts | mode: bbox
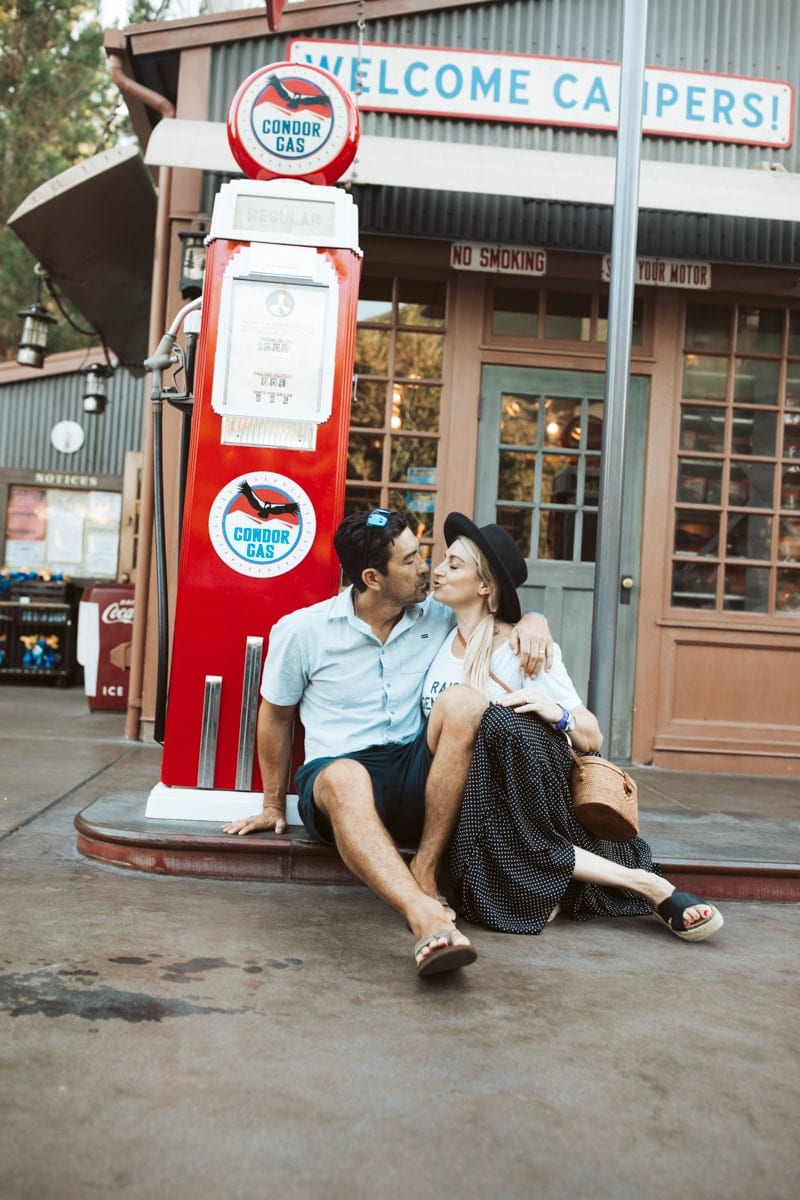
[294,724,432,847]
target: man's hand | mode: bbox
[509,612,554,677]
[222,804,287,836]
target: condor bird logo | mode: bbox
[252,73,334,160]
[237,480,299,521]
[209,472,316,578]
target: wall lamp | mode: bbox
[81,362,114,415]
[178,227,207,300]
[16,265,57,368]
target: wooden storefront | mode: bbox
[86,0,800,774]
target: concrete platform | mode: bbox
[73,787,800,900]
[3,679,799,899]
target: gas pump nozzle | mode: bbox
[146,296,203,359]
[143,331,178,374]
[144,297,203,404]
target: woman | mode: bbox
[422,512,724,942]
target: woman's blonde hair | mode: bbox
[458,537,503,698]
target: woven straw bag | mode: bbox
[484,664,639,843]
[569,751,639,842]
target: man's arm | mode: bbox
[222,699,297,836]
[509,612,554,677]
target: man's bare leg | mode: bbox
[314,758,474,963]
[410,684,487,901]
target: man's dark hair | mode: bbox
[334,510,411,592]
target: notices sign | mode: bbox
[290,40,794,148]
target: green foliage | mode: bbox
[0,0,208,362]
[0,1,127,359]
[127,1,180,22]
[127,1,210,22]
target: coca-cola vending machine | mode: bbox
[77,583,135,711]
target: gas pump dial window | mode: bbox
[232,194,337,242]
[210,244,340,450]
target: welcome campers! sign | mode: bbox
[289,40,794,148]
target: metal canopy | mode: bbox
[144,118,800,224]
[8,144,157,373]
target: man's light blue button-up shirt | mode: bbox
[260,589,454,763]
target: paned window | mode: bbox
[347,276,445,559]
[495,387,602,562]
[491,287,644,345]
[672,303,800,615]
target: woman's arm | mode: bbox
[496,687,603,753]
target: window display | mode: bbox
[672,303,800,614]
[347,275,445,556]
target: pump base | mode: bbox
[146,782,301,825]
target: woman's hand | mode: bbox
[498,690,604,753]
[497,685,560,723]
[222,805,287,836]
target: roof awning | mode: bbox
[144,117,800,224]
[8,144,157,373]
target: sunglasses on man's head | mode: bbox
[361,509,393,579]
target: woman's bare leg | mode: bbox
[571,846,714,928]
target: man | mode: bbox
[224,509,552,978]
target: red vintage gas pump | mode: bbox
[146,63,361,821]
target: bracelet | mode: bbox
[554,705,571,731]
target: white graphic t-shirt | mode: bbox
[420,628,582,718]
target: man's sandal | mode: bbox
[655,891,724,942]
[415,929,478,978]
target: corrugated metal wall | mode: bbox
[0,366,146,477]
[202,0,800,264]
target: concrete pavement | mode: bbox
[1,683,799,1200]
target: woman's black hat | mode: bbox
[443,512,527,623]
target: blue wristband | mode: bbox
[554,705,571,731]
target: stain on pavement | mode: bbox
[159,956,234,981]
[0,966,248,1023]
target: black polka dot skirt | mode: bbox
[447,704,660,934]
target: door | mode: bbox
[475,365,649,758]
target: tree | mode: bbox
[0,0,201,361]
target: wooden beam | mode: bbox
[110,1,494,56]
